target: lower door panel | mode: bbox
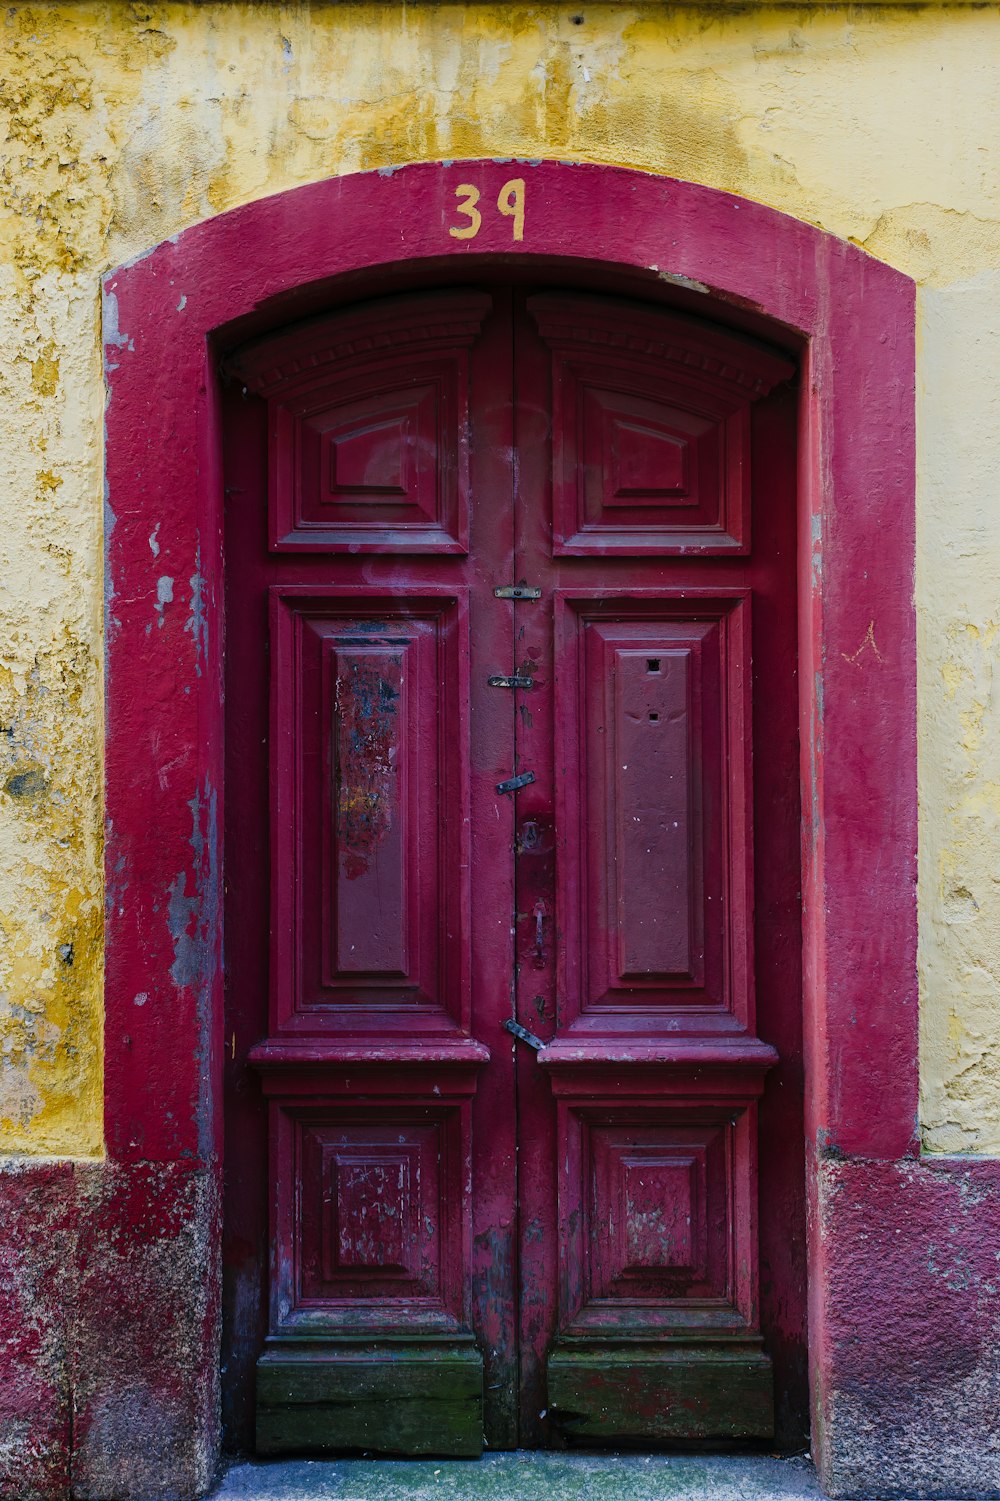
[540,1048,776,1443]
[252,1052,488,1456]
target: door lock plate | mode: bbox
[503,1017,545,1052]
[488,674,534,689]
[496,770,536,795]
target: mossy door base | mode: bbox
[256,1339,483,1458]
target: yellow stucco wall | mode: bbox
[2,1,999,1156]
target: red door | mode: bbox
[221,282,805,1457]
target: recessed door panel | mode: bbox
[555,595,751,1028]
[269,590,469,1030]
[234,290,491,553]
[282,1107,467,1323]
[586,1119,729,1308]
[611,645,703,982]
[528,292,793,555]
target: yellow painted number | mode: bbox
[448,179,526,242]
[497,178,526,242]
[449,184,482,240]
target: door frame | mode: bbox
[102,161,917,1485]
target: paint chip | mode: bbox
[155,574,174,626]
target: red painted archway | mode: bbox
[102,162,930,1495]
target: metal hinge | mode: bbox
[496,770,536,795]
[503,1018,545,1052]
[488,674,533,689]
[494,585,541,601]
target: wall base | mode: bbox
[813,1151,1000,1500]
[0,1160,219,1501]
[5,1152,1000,1498]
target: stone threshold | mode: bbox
[211,1452,830,1501]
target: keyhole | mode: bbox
[647,658,660,673]
[649,712,659,721]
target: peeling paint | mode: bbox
[166,871,200,993]
[154,574,174,626]
[184,558,207,674]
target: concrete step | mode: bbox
[212,1452,826,1501]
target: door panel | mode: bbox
[254,290,490,553]
[528,293,787,555]
[268,589,470,1027]
[556,596,749,1021]
[512,294,794,1444]
[221,281,804,1457]
[225,288,517,1456]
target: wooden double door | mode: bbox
[221,282,806,1456]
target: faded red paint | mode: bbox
[0,1164,74,1501]
[811,1150,1000,1498]
[7,163,984,1500]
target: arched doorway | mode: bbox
[101,162,916,1487]
[219,274,805,1454]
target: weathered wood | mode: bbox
[256,1341,483,1456]
[547,1346,774,1441]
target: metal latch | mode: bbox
[494,585,542,601]
[533,900,547,967]
[488,674,533,689]
[503,1018,545,1051]
[496,770,536,795]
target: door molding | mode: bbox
[102,161,916,1483]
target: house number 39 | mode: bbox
[449,179,526,242]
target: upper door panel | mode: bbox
[233,291,492,553]
[527,294,793,556]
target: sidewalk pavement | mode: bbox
[211,1452,828,1501]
